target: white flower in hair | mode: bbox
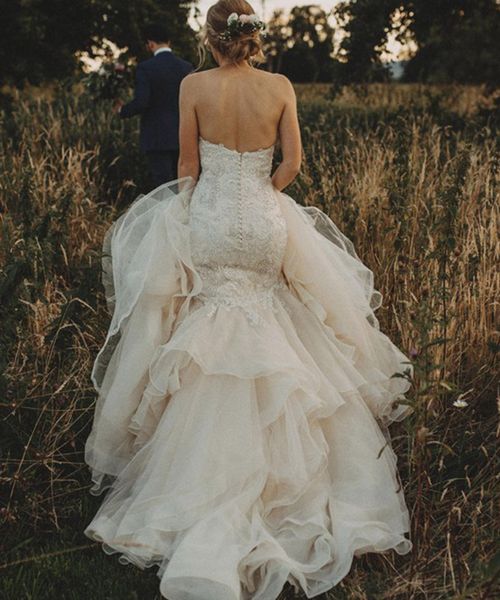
[218,11,266,41]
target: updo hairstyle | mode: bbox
[197,0,266,68]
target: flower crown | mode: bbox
[217,12,266,42]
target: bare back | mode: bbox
[178,64,301,190]
[193,67,285,152]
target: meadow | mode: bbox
[0,82,498,599]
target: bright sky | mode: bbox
[190,0,414,61]
[192,1,336,24]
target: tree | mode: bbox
[0,0,198,87]
[92,0,198,63]
[0,0,95,85]
[334,0,401,83]
[264,5,337,82]
[404,0,500,84]
[334,0,500,84]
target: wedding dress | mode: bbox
[84,136,413,600]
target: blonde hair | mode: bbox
[196,0,266,69]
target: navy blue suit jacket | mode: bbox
[120,51,193,152]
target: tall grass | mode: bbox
[0,83,498,599]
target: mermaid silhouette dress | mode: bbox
[84,136,413,600]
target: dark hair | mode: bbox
[143,24,171,44]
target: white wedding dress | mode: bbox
[84,136,413,600]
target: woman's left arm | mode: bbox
[178,74,200,183]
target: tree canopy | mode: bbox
[0,0,197,86]
[404,0,500,84]
[265,5,336,82]
[334,0,500,84]
[2,0,498,87]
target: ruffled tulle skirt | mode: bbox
[84,177,413,599]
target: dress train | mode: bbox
[84,144,413,599]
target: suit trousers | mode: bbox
[146,149,179,190]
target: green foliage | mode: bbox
[335,0,500,84]
[404,0,500,84]
[0,0,198,86]
[91,0,198,64]
[265,5,337,82]
[0,0,95,85]
[83,60,133,102]
[334,0,399,83]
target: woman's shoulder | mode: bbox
[269,72,295,93]
[255,70,295,95]
[258,72,296,108]
[259,70,290,82]
[180,70,208,86]
[181,68,294,102]
[251,68,292,84]
[179,70,211,100]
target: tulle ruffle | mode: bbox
[84,176,413,599]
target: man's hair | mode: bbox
[143,24,171,44]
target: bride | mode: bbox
[84,1,414,598]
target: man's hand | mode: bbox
[113,100,124,114]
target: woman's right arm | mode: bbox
[271,75,302,192]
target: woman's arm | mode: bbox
[178,74,200,182]
[271,75,302,192]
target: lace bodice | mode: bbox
[198,136,275,180]
[188,137,289,324]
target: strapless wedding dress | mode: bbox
[84,136,413,600]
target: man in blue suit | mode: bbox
[116,24,193,190]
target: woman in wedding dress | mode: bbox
[84,1,414,598]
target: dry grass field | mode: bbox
[0,82,498,599]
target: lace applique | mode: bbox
[196,264,289,326]
[188,138,290,326]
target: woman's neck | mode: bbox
[216,60,252,70]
